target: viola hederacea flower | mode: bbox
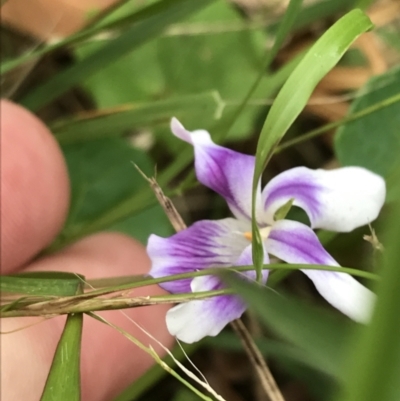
[147,118,386,344]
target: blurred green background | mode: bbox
[2,0,400,400]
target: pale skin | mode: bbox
[1,100,173,401]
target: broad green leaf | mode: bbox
[1,272,82,296]
[208,332,334,375]
[335,66,400,201]
[20,0,214,111]
[224,273,354,379]
[75,1,270,141]
[208,333,334,398]
[251,9,374,279]
[40,283,84,401]
[275,91,400,154]
[112,204,172,243]
[51,92,223,145]
[48,138,172,252]
[339,199,400,401]
[219,0,303,137]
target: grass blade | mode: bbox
[1,272,83,296]
[339,199,400,401]
[20,0,213,111]
[220,0,303,136]
[40,283,84,401]
[51,92,222,145]
[223,273,353,379]
[251,9,374,279]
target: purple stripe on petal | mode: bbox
[266,220,336,266]
[165,245,269,343]
[262,167,323,225]
[262,166,386,232]
[170,118,261,222]
[147,218,249,294]
[266,219,375,322]
[167,275,246,343]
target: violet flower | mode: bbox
[148,118,386,343]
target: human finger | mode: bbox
[1,100,70,273]
[1,232,173,401]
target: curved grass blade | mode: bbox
[219,0,303,137]
[275,92,400,154]
[223,272,354,378]
[20,0,213,111]
[51,92,222,145]
[1,264,378,318]
[251,9,374,279]
[40,283,84,401]
[1,272,83,296]
[339,199,400,401]
[1,0,208,75]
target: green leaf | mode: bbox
[251,9,374,279]
[207,333,335,398]
[20,0,214,111]
[338,200,400,401]
[223,273,354,379]
[273,198,295,221]
[48,138,172,251]
[75,1,271,141]
[111,204,173,243]
[172,389,202,401]
[40,283,84,401]
[207,332,334,374]
[335,66,400,202]
[1,272,83,296]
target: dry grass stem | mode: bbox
[134,165,187,232]
[142,172,285,401]
[231,319,286,401]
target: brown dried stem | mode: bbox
[141,170,285,401]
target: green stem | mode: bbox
[275,92,400,153]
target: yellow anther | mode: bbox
[244,232,252,240]
[243,227,272,241]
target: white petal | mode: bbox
[262,166,386,232]
[166,245,269,343]
[166,275,246,343]
[301,269,374,323]
[266,219,375,322]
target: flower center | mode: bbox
[243,226,272,241]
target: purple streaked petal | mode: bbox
[265,220,375,322]
[166,245,269,343]
[147,218,249,294]
[166,275,246,343]
[262,166,386,232]
[171,118,261,222]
